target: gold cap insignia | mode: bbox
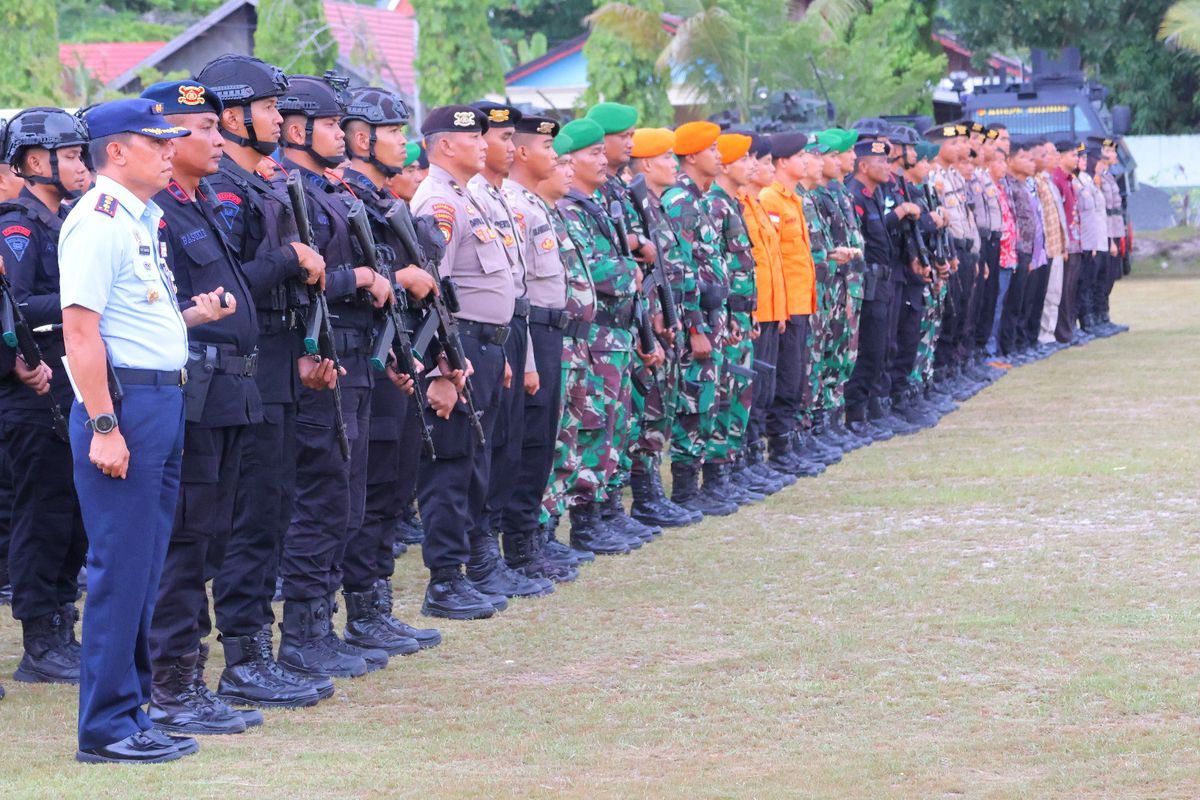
[178,85,206,106]
[488,109,510,123]
[537,121,555,135]
[870,141,886,155]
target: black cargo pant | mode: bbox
[483,315,529,537]
[767,314,809,436]
[845,270,891,421]
[747,322,780,448]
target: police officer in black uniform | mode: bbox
[336,85,441,652]
[135,81,260,735]
[0,107,92,685]
[195,54,333,707]
[273,74,395,678]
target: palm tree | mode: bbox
[587,0,862,121]
[1160,0,1200,52]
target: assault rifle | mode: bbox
[0,270,68,441]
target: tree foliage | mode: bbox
[1161,0,1200,52]
[1,0,62,106]
[412,0,506,107]
[942,0,1200,134]
[491,0,592,69]
[582,0,674,125]
[255,0,338,76]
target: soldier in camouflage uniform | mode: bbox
[553,119,645,555]
[662,122,739,518]
[707,134,780,500]
[625,127,698,529]
[586,103,666,541]
[812,128,868,448]
[796,138,858,455]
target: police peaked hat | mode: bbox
[141,81,224,116]
[278,73,349,119]
[85,99,190,140]
[422,105,489,136]
[853,139,891,158]
[343,86,411,127]
[196,55,289,106]
[3,107,89,165]
[471,101,521,128]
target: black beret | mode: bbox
[748,133,772,159]
[422,105,488,136]
[770,132,807,160]
[1054,138,1079,153]
[514,114,560,137]
[471,101,522,128]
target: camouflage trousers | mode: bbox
[707,312,754,464]
[670,325,725,467]
[806,268,848,417]
[542,325,633,518]
[842,268,865,397]
[910,280,947,388]
[598,342,634,497]
[628,329,682,476]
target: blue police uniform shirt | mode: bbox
[59,174,188,371]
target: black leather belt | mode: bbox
[563,318,592,340]
[113,367,187,387]
[727,295,754,313]
[458,320,511,346]
[592,304,635,330]
[529,306,569,329]
[512,298,530,318]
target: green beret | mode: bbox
[403,141,422,168]
[558,119,605,153]
[816,129,840,152]
[838,129,858,152]
[805,136,831,154]
[552,131,574,157]
[915,141,940,162]
[586,102,638,135]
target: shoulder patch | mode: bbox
[216,192,242,228]
[95,194,118,217]
[3,225,31,262]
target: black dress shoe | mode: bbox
[143,727,199,756]
[76,730,191,764]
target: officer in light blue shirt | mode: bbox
[60,98,233,765]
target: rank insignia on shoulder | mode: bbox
[95,194,119,217]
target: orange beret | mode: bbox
[631,127,675,159]
[673,121,721,156]
[716,133,752,165]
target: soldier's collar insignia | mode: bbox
[167,180,189,203]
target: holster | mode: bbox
[183,345,217,423]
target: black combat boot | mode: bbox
[343,590,420,656]
[629,469,694,528]
[570,502,638,555]
[503,530,578,584]
[768,434,824,477]
[149,650,246,735]
[218,628,329,708]
[653,468,702,523]
[57,603,82,663]
[326,593,389,672]
[796,427,842,465]
[395,498,425,545]
[278,597,369,678]
[731,452,781,496]
[392,538,408,559]
[374,579,443,648]
[13,612,79,684]
[712,461,763,505]
[195,642,263,728]
[422,566,499,620]
[467,532,554,597]
[891,391,937,430]
[748,440,796,488]
[672,461,737,517]
[599,484,660,543]
[542,515,596,566]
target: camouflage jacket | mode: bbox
[706,181,756,306]
[799,185,831,268]
[661,173,723,333]
[558,188,636,351]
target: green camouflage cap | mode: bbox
[586,102,638,134]
[558,119,605,153]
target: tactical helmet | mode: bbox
[342,87,410,176]
[277,72,350,169]
[3,108,90,198]
[197,55,290,156]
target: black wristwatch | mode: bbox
[86,413,118,435]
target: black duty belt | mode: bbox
[563,317,595,341]
[512,298,531,319]
[727,294,754,313]
[528,306,570,329]
[698,281,730,310]
[458,320,511,346]
[113,367,187,387]
[592,303,635,330]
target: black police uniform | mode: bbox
[0,188,88,653]
[275,158,373,604]
[844,177,900,423]
[885,177,935,404]
[205,155,306,639]
[149,179,261,670]
[334,168,420,595]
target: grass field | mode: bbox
[2,270,1199,799]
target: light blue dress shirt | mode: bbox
[59,174,188,371]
